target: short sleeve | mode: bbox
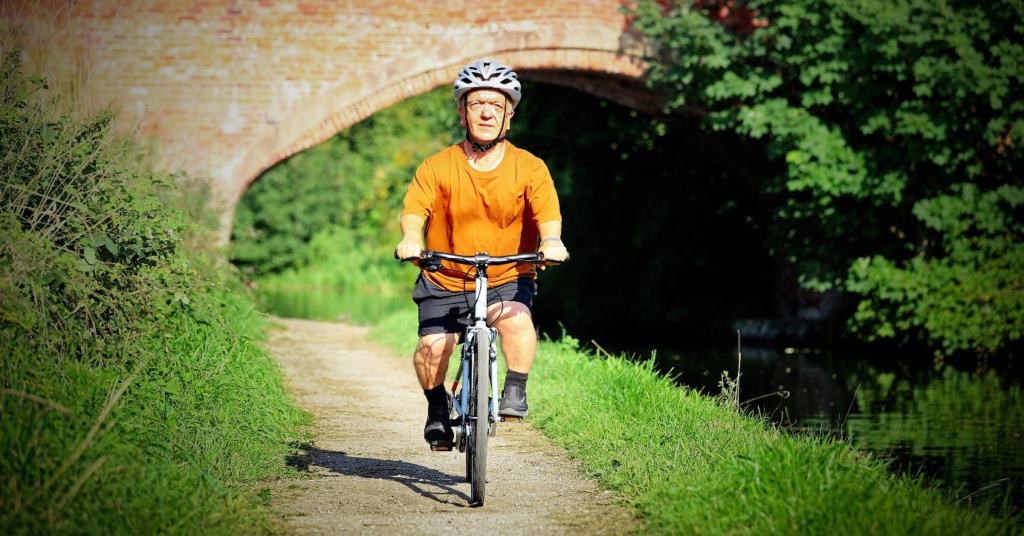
[401,161,437,219]
[527,160,561,225]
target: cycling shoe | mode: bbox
[498,383,528,420]
[424,398,454,451]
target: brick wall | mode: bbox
[5,0,646,230]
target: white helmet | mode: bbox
[453,58,522,109]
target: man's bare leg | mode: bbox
[489,301,536,419]
[414,333,458,449]
[413,333,458,389]
[488,301,537,373]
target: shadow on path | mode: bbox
[287,444,470,506]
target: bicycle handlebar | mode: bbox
[426,251,545,266]
[397,250,564,268]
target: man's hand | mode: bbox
[538,237,568,269]
[395,237,424,261]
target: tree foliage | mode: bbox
[848,184,1023,353]
[630,0,1024,353]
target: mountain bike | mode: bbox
[404,251,548,506]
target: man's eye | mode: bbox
[468,102,504,113]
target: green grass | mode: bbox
[1,289,309,534]
[2,287,308,534]
[1,38,307,533]
[370,309,1018,534]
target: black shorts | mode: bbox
[412,275,536,337]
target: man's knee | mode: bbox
[415,333,457,362]
[489,302,534,336]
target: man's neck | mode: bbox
[463,139,506,172]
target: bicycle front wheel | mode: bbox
[467,328,490,506]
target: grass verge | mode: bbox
[370,309,1018,534]
[0,39,306,533]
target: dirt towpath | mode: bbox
[265,317,639,535]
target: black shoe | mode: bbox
[424,398,454,451]
[498,383,528,419]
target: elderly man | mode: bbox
[395,58,569,450]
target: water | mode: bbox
[259,286,1023,512]
[651,345,1024,512]
[260,285,408,325]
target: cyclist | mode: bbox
[395,58,569,450]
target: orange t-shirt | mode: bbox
[401,142,562,291]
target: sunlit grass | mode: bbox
[2,287,310,534]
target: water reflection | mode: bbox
[656,345,1024,511]
[259,285,408,325]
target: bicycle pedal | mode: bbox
[430,444,454,452]
[500,416,523,422]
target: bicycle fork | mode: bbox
[451,326,499,451]
[487,327,498,436]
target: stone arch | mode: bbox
[234,48,648,206]
[7,0,673,234]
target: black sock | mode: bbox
[504,370,528,389]
[424,384,447,413]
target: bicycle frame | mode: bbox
[439,252,540,444]
[455,264,499,440]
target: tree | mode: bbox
[629,0,1024,353]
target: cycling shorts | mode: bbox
[412,274,536,338]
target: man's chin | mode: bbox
[469,131,500,144]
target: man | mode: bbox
[395,58,569,450]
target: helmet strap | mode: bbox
[463,94,509,153]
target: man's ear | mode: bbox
[458,104,466,128]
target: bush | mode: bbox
[848,184,1024,353]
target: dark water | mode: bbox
[262,286,1023,512]
[649,344,1024,512]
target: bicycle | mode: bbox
[402,250,551,506]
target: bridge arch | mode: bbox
[238,47,648,203]
[8,1,670,235]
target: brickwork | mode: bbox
[6,1,648,228]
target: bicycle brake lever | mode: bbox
[538,252,568,266]
[420,253,442,272]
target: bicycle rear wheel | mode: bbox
[467,329,489,506]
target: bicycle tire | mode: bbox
[462,343,471,482]
[468,328,490,505]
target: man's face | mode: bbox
[460,89,514,143]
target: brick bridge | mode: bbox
[9,1,661,234]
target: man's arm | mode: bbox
[537,220,568,263]
[396,214,426,259]
[397,161,436,260]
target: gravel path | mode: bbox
[265,317,639,535]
